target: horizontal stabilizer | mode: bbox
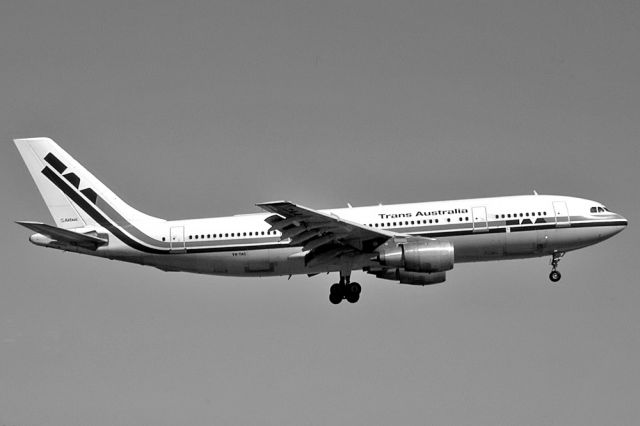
[16,221,108,249]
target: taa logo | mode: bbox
[43,152,99,204]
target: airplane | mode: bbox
[13,137,628,304]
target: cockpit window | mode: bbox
[590,207,598,213]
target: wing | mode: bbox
[256,201,394,267]
[16,221,108,249]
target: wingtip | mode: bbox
[256,200,290,204]
[15,220,44,227]
[256,200,290,207]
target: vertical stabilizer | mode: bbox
[14,137,163,229]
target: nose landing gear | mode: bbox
[549,251,565,283]
[329,274,361,304]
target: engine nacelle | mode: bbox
[376,239,454,273]
[370,268,447,286]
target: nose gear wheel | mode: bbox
[549,251,565,283]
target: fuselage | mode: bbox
[85,194,626,277]
[15,137,629,304]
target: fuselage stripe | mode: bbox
[40,165,627,256]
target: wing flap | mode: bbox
[257,201,393,266]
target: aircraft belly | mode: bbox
[505,229,538,255]
[97,224,620,277]
[199,247,311,277]
[205,249,280,276]
[537,226,614,254]
[445,233,506,262]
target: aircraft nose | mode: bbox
[606,213,628,239]
[616,213,628,227]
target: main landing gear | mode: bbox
[549,251,565,283]
[329,274,361,304]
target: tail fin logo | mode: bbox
[43,153,98,204]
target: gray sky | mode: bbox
[1,0,639,424]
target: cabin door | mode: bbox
[552,201,570,228]
[170,226,186,253]
[472,206,488,232]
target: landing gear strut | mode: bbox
[549,251,565,283]
[329,274,361,304]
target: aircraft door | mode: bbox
[472,206,488,232]
[170,226,186,253]
[552,201,570,228]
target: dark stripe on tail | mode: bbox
[81,188,98,204]
[41,166,167,254]
[44,153,67,174]
[64,172,80,188]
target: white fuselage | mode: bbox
[14,137,628,302]
[71,194,626,278]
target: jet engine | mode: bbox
[375,238,454,273]
[368,268,447,286]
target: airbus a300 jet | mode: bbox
[14,138,627,304]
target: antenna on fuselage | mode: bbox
[533,190,539,195]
